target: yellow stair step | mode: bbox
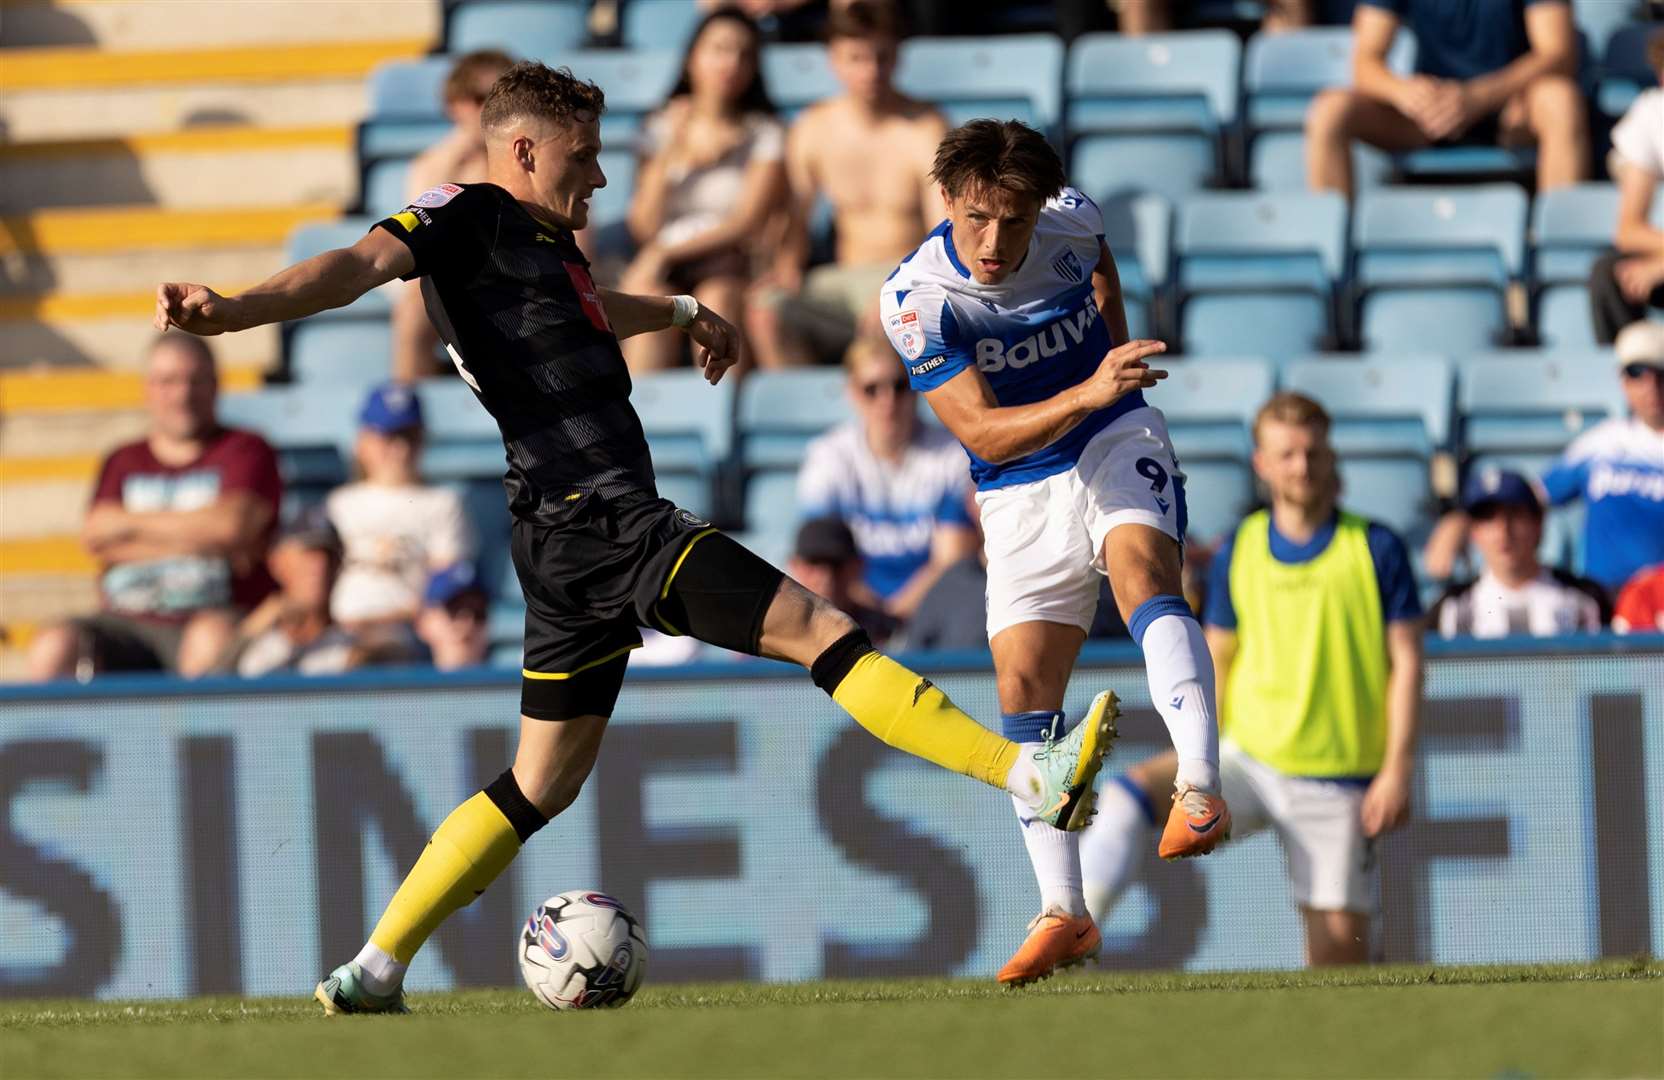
[0,203,340,256]
[3,124,354,160]
[0,38,432,90]
[0,537,96,576]
[0,364,265,412]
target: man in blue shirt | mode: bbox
[1305,0,1587,197]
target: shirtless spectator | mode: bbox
[747,1,948,368]
[1306,0,1586,198]
[326,385,475,646]
[26,333,282,681]
[1590,31,1664,345]
[391,50,514,381]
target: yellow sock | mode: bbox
[831,651,1019,790]
[369,791,522,964]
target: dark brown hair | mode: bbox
[1252,392,1332,444]
[930,119,1066,203]
[826,0,902,43]
[1648,28,1664,76]
[443,49,514,106]
[666,8,774,117]
[480,61,606,133]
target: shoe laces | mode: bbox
[1173,783,1217,817]
[1031,723,1071,764]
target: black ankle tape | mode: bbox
[809,628,875,696]
[484,769,548,843]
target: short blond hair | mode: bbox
[1252,391,1331,445]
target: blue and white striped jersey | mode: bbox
[879,187,1141,491]
[1540,416,1664,591]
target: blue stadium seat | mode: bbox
[453,478,515,600]
[897,35,1065,132]
[1151,358,1274,541]
[361,57,453,162]
[1065,31,1240,194]
[448,1,588,56]
[740,469,802,545]
[622,0,705,51]
[1249,132,1394,191]
[1175,191,1346,356]
[1531,183,1623,347]
[736,369,853,470]
[288,321,392,386]
[1599,22,1660,117]
[760,43,841,118]
[1574,0,1642,57]
[362,159,410,218]
[286,218,387,319]
[1457,349,1624,464]
[217,387,358,505]
[1351,185,1527,352]
[1101,194,1172,340]
[1280,358,1452,534]
[630,369,738,520]
[414,380,508,482]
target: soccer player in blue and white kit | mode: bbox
[881,120,1229,985]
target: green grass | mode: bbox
[4,960,1661,1079]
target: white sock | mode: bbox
[1011,782,1087,917]
[352,942,405,995]
[1004,753,1043,807]
[1133,603,1221,792]
[1079,776,1159,923]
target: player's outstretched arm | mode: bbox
[923,339,1168,464]
[155,228,415,336]
[598,289,740,385]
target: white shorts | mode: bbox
[977,406,1186,640]
[1220,741,1378,914]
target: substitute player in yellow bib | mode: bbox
[1079,392,1425,963]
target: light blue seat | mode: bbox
[1280,358,1452,535]
[896,35,1065,132]
[362,158,410,218]
[1250,132,1394,190]
[736,369,852,470]
[741,468,802,540]
[1101,194,1172,340]
[1176,191,1346,356]
[1065,31,1240,194]
[217,387,358,501]
[360,57,453,162]
[1457,349,1623,459]
[622,0,705,51]
[452,478,516,599]
[1532,183,1620,284]
[414,380,507,483]
[287,218,387,319]
[289,321,392,386]
[1352,185,1527,352]
[1599,23,1659,117]
[1151,357,1274,541]
[1574,0,1642,57]
[448,1,588,55]
[630,369,738,520]
[760,43,840,119]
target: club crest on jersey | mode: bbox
[412,183,463,209]
[1052,248,1084,283]
[887,309,925,360]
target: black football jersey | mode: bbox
[374,181,656,521]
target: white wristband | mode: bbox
[670,294,699,329]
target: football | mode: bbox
[518,890,648,1011]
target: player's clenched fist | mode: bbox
[155,282,236,335]
[687,306,740,385]
[1078,338,1168,410]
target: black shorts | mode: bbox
[512,491,784,720]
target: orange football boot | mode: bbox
[1158,784,1231,859]
[997,909,1101,987]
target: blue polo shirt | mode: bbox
[1360,0,1563,81]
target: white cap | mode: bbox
[1615,320,1664,369]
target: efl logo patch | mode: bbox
[411,183,463,208]
[563,262,612,333]
[887,309,924,360]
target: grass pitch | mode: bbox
[3,960,1660,1079]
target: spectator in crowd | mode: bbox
[1080,392,1424,966]
[213,507,363,678]
[1305,0,1586,198]
[391,49,515,382]
[1429,467,1608,639]
[1613,563,1664,634]
[747,0,949,367]
[415,562,493,671]
[1425,321,1664,595]
[26,333,282,681]
[327,384,475,644]
[618,8,785,373]
[797,337,977,618]
[1590,31,1664,344]
[786,516,899,643]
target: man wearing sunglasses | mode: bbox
[797,338,978,621]
[1426,320,1664,595]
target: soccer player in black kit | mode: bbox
[155,63,1114,1011]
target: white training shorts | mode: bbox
[1220,741,1378,914]
[977,405,1186,640]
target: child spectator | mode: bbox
[415,562,493,671]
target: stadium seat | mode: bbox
[361,57,454,162]
[1280,358,1452,535]
[736,369,853,470]
[415,380,509,482]
[1175,191,1346,356]
[1248,131,1394,191]
[448,1,589,56]
[286,218,388,319]
[217,387,357,506]
[896,35,1065,133]
[288,321,392,386]
[622,0,705,51]
[630,369,738,521]
[362,159,410,217]
[454,477,516,600]
[1530,183,1622,347]
[1065,31,1240,194]
[1457,349,1624,466]
[1351,185,1527,352]
[1101,194,1172,341]
[1152,357,1274,541]
[1573,0,1642,56]
[760,44,841,119]
[1599,22,1660,117]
